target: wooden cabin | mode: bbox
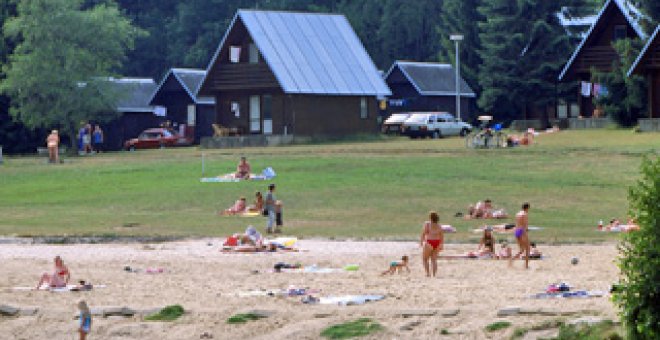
[628,26,660,119]
[104,78,161,150]
[197,10,391,137]
[150,68,216,143]
[384,61,476,120]
[558,0,646,118]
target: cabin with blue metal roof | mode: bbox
[197,10,391,137]
[384,61,476,120]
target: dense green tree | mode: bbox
[1,0,141,149]
[637,0,660,30]
[477,0,590,122]
[337,0,384,68]
[376,0,443,69]
[438,0,483,93]
[616,156,660,339]
[592,39,646,127]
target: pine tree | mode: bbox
[438,0,483,93]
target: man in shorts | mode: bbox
[513,202,530,269]
[265,184,277,233]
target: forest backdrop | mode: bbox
[1,0,659,153]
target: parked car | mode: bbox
[381,113,411,135]
[124,128,192,151]
[400,112,473,138]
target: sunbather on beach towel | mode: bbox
[220,197,247,215]
[36,256,70,289]
[235,157,251,180]
[471,226,496,257]
[247,192,264,213]
[466,199,508,219]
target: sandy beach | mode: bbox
[0,240,619,339]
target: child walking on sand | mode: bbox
[381,255,410,275]
[77,300,92,340]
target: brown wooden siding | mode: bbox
[572,46,620,74]
[290,95,379,136]
[208,63,279,91]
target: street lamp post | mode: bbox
[450,34,464,121]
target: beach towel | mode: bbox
[531,290,605,299]
[441,225,456,233]
[304,295,385,306]
[438,254,544,260]
[201,167,276,183]
[13,284,106,292]
[220,246,300,253]
[472,225,543,234]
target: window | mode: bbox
[614,25,627,41]
[231,102,240,118]
[187,105,196,126]
[249,95,261,133]
[263,95,272,135]
[229,46,241,63]
[249,43,259,64]
[557,100,568,119]
[360,97,368,119]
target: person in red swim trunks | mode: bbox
[420,211,444,277]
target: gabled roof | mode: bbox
[110,78,157,113]
[198,10,391,96]
[558,0,646,81]
[628,25,660,77]
[150,68,215,105]
[385,61,476,97]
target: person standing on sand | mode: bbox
[420,211,444,277]
[512,203,531,269]
[265,184,277,233]
[46,130,60,163]
[77,300,92,340]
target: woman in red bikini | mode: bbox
[36,256,70,289]
[420,211,444,277]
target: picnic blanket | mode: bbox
[201,167,276,183]
[472,225,544,234]
[438,254,544,260]
[279,264,358,273]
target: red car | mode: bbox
[124,128,192,151]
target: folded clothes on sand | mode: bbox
[531,290,605,299]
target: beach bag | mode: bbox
[262,209,268,216]
[223,236,238,246]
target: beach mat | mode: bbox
[531,290,605,299]
[438,254,544,260]
[315,295,385,306]
[13,284,106,292]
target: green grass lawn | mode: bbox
[0,130,657,242]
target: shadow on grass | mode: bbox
[321,318,383,339]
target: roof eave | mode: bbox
[628,25,660,77]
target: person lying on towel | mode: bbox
[220,197,247,215]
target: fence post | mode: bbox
[0,145,3,164]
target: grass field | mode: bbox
[0,130,657,242]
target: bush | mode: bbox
[485,321,512,332]
[555,320,622,340]
[144,305,184,321]
[615,156,660,339]
[321,318,382,339]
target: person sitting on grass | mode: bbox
[36,256,70,289]
[381,256,410,275]
[247,192,264,213]
[221,197,247,215]
[235,157,251,179]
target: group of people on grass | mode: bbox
[78,122,104,154]
[221,183,284,235]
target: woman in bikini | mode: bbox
[36,256,70,289]
[474,226,495,257]
[247,191,264,213]
[420,211,444,277]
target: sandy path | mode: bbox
[0,240,619,339]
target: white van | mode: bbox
[401,112,472,138]
[381,113,411,135]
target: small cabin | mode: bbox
[104,78,161,150]
[558,0,646,118]
[150,68,216,143]
[384,61,476,121]
[197,10,391,137]
[628,26,660,120]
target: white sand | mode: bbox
[0,240,619,339]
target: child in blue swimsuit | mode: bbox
[78,300,92,340]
